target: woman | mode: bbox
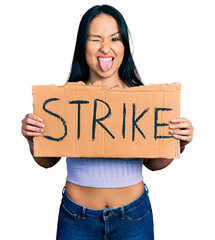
[21,5,193,240]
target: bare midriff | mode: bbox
[65,180,144,210]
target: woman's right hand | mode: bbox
[21,113,45,142]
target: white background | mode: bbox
[1,0,215,239]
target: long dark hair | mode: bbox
[67,5,143,87]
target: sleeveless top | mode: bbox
[66,157,143,188]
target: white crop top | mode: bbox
[66,157,143,188]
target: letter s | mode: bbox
[42,98,67,142]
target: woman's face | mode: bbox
[85,14,124,81]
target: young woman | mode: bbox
[21,5,193,240]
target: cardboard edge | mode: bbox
[32,82,181,92]
[32,85,37,157]
[175,139,181,159]
[33,137,37,157]
[32,81,103,89]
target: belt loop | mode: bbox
[82,207,86,219]
[144,183,149,194]
[62,186,66,196]
[120,207,125,219]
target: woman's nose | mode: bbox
[100,41,111,54]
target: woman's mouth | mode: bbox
[97,57,114,72]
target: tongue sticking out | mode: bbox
[98,58,113,72]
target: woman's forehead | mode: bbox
[88,14,120,35]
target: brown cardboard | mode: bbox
[32,82,181,158]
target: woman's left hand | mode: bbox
[170,117,194,149]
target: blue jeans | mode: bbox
[56,184,154,240]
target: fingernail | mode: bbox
[170,130,175,134]
[39,123,45,127]
[171,119,178,123]
[36,132,41,136]
[170,125,176,129]
[39,129,44,132]
[38,118,43,122]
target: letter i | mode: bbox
[122,103,126,138]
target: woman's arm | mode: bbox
[143,117,193,171]
[22,113,61,168]
[143,158,174,171]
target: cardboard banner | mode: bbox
[32,82,181,158]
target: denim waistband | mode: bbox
[61,183,149,219]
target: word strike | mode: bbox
[42,98,173,142]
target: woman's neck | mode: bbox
[86,74,127,90]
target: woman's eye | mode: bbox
[88,38,101,42]
[111,38,120,42]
